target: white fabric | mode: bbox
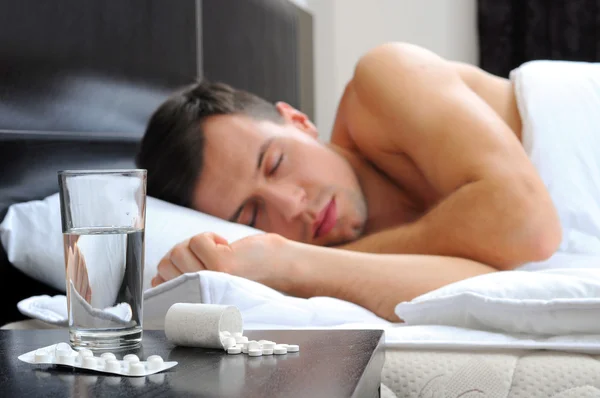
[511,59,600,255]
[395,267,600,335]
[16,268,600,353]
[0,192,262,295]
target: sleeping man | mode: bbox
[136,42,600,321]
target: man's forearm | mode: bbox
[339,177,561,269]
[276,239,496,321]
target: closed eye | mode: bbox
[248,204,258,228]
[269,155,284,176]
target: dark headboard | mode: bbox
[0,0,313,325]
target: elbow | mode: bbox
[521,214,562,263]
[499,197,562,270]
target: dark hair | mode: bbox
[136,79,282,208]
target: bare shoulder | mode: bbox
[352,42,458,96]
[343,43,460,146]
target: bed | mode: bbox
[3,2,600,398]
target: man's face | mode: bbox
[192,104,367,247]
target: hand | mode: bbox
[151,232,288,288]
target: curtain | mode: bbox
[478,0,600,77]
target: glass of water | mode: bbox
[58,169,146,351]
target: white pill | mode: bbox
[147,355,164,363]
[286,344,300,353]
[274,345,288,355]
[227,346,242,355]
[222,337,236,350]
[129,362,146,376]
[55,343,73,357]
[123,354,140,363]
[233,332,243,337]
[78,349,93,358]
[234,335,248,344]
[96,358,106,368]
[57,355,75,366]
[35,350,51,363]
[101,352,116,361]
[242,346,248,354]
[248,349,262,357]
[247,341,260,351]
[261,342,276,350]
[105,359,121,373]
[262,348,274,355]
[83,357,97,369]
[146,355,164,371]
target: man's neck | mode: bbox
[329,144,422,235]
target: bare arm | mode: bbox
[279,238,497,321]
[153,233,497,322]
[338,43,561,269]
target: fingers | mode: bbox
[189,233,229,268]
[170,243,205,274]
[156,256,183,284]
[151,274,165,288]
[152,233,229,288]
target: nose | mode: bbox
[259,182,308,222]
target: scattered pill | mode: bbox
[273,345,288,355]
[262,348,274,355]
[222,337,237,350]
[247,341,261,351]
[234,335,248,344]
[286,344,300,353]
[248,349,262,357]
[227,346,242,355]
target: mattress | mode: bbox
[4,320,600,398]
[382,348,600,398]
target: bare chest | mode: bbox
[353,134,440,210]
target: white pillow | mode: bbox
[395,266,600,335]
[0,192,262,295]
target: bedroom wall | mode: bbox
[305,0,479,140]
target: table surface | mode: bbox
[0,328,385,398]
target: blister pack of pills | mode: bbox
[18,342,177,377]
[220,331,300,356]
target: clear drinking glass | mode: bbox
[58,169,147,351]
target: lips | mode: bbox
[313,198,337,239]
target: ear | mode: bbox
[275,102,318,139]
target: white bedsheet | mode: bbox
[18,262,600,354]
